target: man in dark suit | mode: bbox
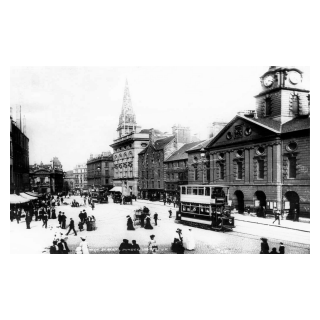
[66,218,77,236]
[61,213,66,229]
[25,212,32,229]
[42,212,48,228]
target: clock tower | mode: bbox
[254,66,310,123]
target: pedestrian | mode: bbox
[294,209,299,222]
[49,241,59,254]
[270,248,278,254]
[262,206,266,218]
[148,235,158,254]
[58,238,70,254]
[25,212,32,229]
[51,207,56,219]
[119,239,130,254]
[126,215,135,230]
[279,242,285,254]
[16,209,21,224]
[184,229,195,251]
[144,215,153,229]
[140,212,145,228]
[273,209,281,225]
[168,209,172,218]
[79,236,90,254]
[42,212,48,228]
[10,209,14,222]
[66,218,77,236]
[79,211,84,223]
[58,211,62,226]
[91,201,95,210]
[163,198,166,206]
[154,212,159,226]
[131,240,140,254]
[61,212,67,229]
[78,220,84,231]
[260,238,269,254]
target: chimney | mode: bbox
[149,128,155,145]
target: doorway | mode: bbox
[284,191,300,220]
[254,191,267,217]
[233,190,245,214]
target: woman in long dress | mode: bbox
[148,235,158,254]
[144,215,153,229]
[127,216,135,230]
[184,229,195,251]
[79,236,90,254]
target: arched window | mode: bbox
[291,95,299,115]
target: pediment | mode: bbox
[207,116,279,149]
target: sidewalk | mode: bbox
[136,199,310,233]
[232,213,310,232]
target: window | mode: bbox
[198,188,204,196]
[182,187,186,194]
[172,173,174,180]
[288,157,297,178]
[265,97,272,116]
[187,187,192,195]
[158,181,160,188]
[258,160,264,179]
[291,95,299,115]
[158,170,160,178]
[192,188,198,195]
[195,167,199,180]
[237,162,243,179]
[167,173,170,180]
[220,163,225,179]
[151,181,154,188]
[205,187,210,196]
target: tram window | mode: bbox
[205,187,210,196]
[187,187,192,195]
[191,205,199,214]
[182,187,186,194]
[193,188,198,195]
[198,188,204,196]
[200,205,210,215]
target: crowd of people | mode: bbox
[260,238,285,254]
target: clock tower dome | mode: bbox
[254,66,310,123]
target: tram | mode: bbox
[178,185,235,231]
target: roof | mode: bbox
[238,115,281,132]
[139,128,163,134]
[153,135,175,150]
[166,141,203,162]
[281,116,310,133]
[186,139,212,153]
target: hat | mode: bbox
[176,228,182,232]
[280,242,284,245]
[260,237,268,242]
[126,215,130,218]
[80,235,87,240]
[150,235,155,239]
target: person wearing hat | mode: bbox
[168,209,172,218]
[79,235,89,254]
[61,212,67,229]
[154,212,159,226]
[58,211,62,227]
[79,211,84,223]
[25,212,32,229]
[260,238,269,254]
[42,211,48,228]
[127,215,135,230]
[66,218,77,236]
[83,210,87,223]
[279,242,285,254]
[148,235,158,254]
[144,214,153,229]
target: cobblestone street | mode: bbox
[10,196,310,254]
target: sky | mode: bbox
[10,66,310,171]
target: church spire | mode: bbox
[117,80,137,137]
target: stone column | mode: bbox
[210,153,215,183]
[245,149,250,183]
[267,145,273,183]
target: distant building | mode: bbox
[110,80,150,196]
[86,152,114,192]
[10,108,30,194]
[29,157,64,194]
[208,121,228,139]
[73,163,87,191]
[64,170,75,193]
[172,124,191,147]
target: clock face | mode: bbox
[289,71,301,85]
[264,75,274,87]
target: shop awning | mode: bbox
[20,193,38,200]
[109,187,122,192]
[10,194,30,204]
[25,191,40,197]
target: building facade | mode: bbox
[187,66,310,220]
[86,152,114,192]
[138,130,178,200]
[73,164,87,191]
[110,80,149,196]
[10,115,30,194]
[64,170,75,193]
[29,157,64,194]
[208,121,228,139]
[164,141,201,200]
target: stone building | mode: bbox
[29,157,64,194]
[208,121,228,139]
[110,80,150,196]
[64,170,75,193]
[10,112,30,194]
[73,163,87,191]
[138,129,178,200]
[86,152,114,192]
[172,124,191,147]
[164,141,202,200]
[187,66,310,220]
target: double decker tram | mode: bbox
[179,185,235,231]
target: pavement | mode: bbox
[10,196,310,254]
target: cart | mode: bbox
[133,209,143,226]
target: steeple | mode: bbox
[117,80,138,137]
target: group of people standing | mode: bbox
[260,238,285,254]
